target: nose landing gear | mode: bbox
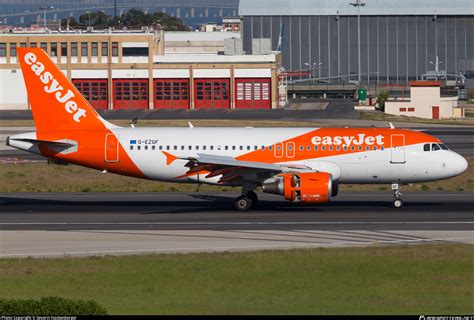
[392,183,403,208]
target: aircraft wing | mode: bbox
[175,153,312,184]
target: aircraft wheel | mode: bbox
[247,191,258,208]
[393,198,403,208]
[234,196,252,211]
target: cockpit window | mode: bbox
[432,143,441,151]
[439,144,448,150]
[423,144,430,152]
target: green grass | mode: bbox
[1,156,473,192]
[360,110,474,125]
[0,244,473,314]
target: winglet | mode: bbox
[389,122,395,129]
[162,151,178,165]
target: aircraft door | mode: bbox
[390,134,405,164]
[286,142,295,158]
[274,142,283,158]
[105,133,120,163]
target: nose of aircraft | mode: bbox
[451,152,468,177]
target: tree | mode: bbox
[60,17,79,28]
[376,90,389,112]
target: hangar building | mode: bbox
[240,0,474,85]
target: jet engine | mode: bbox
[262,172,333,203]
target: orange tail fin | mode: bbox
[17,48,113,132]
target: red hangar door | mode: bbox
[194,79,230,109]
[154,79,189,109]
[113,79,148,109]
[235,78,271,109]
[72,79,108,110]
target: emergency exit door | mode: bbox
[390,134,405,164]
[105,133,119,163]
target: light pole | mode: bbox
[349,0,365,86]
[39,4,54,29]
[304,62,322,80]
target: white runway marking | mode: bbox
[1,221,474,226]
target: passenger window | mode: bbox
[210,146,214,150]
[343,146,348,151]
[423,144,430,152]
[159,146,163,150]
[314,146,318,151]
[366,146,370,151]
[358,146,362,151]
[196,146,199,150]
[329,146,333,151]
[152,146,155,150]
[240,146,244,150]
[130,145,134,150]
[225,146,228,150]
[373,146,377,151]
[432,144,441,151]
[254,146,258,150]
[188,146,192,150]
[269,146,273,151]
[262,146,265,150]
[232,146,236,150]
[321,146,326,151]
[299,146,304,151]
[173,146,177,150]
[166,145,170,150]
[203,146,207,150]
[145,146,148,150]
[440,144,448,150]
[181,146,185,150]
[137,146,141,150]
[247,146,251,150]
[351,146,355,151]
[381,147,385,151]
[337,146,341,151]
[307,146,311,151]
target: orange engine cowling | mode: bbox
[262,172,333,203]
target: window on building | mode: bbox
[20,42,26,48]
[40,42,47,52]
[50,43,57,56]
[10,43,17,57]
[101,42,108,56]
[71,42,78,56]
[122,47,148,56]
[30,43,37,48]
[60,42,67,56]
[399,107,407,112]
[112,42,118,56]
[0,43,6,57]
[408,107,415,112]
[81,42,88,56]
[91,42,98,56]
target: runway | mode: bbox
[1,192,473,257]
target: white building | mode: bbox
[384,81,464,119]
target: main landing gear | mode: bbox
[234,191,258,211]
[392,183,403,208]
[234,184,258,211]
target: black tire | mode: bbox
[247,191,258,208]
[393,199,403,208]
[234,196,252,211]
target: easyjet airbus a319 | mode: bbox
[7,48,468,210]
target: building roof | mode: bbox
[239,0,474,16]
